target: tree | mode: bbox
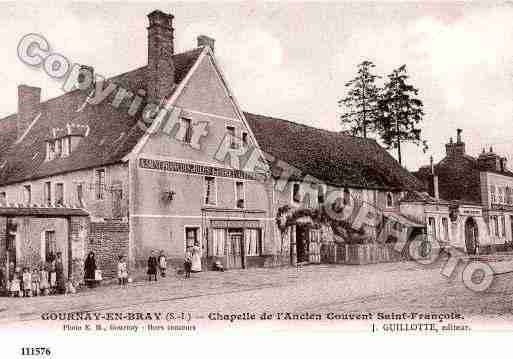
[376,65,427,165]
[338,60,381,138]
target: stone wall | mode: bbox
[88,221,129,280]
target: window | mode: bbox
[343,188,350,205]
[55,139,62,157]
[44,181,51,206]
[242,132,248,147]
[428,217,437,241]
[181,118,192,144]
[491,185,496,203]
[23,185,31,205]
[317,184,326,204]
[494,216,499,236]
[46,141,55,161]
[0,191,6,206]
[499,187,504,203]
[245,228,262,256]
[235,181,244,208]
[42,230,56,263]
[226,126,236,149]
[204,176,216,205]
[62,137,71,157]
[76,183,84,207]
[501,216,506,237]
[507,187,512,204]
[212,228,225,256]
[292,183,301,203]
[55,183,64,206]
[386,192,393,207]
[185,227,199,248]
[96,169,105,200]
[442,217,449,242]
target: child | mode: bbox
[31,267,40,297]
[10,267,21,297]
[22,267,32,297]
[117,255,128,286]
[39,265,49,296]
[49,261,57,295]
[147,251,158,281]
[158,250,167,278]
[184,248,192,279]
[65,281,76,295]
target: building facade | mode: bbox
[415,129,513,253]
[0,9,427,283]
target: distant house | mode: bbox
[414,129,513,253]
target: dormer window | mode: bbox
[46,136,75,161]
[386,192,394,207]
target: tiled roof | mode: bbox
[0,48,203,186]
[244,112,425,191]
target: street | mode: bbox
[1,255,513,332]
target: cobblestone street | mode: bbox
[2,255,513,331]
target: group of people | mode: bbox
[146,243,202,280]
[1,252,68,297]
[83,251,130,287]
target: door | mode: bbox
[112,189,123,219]
[465,217,478,254]
[226,229,244,269]
[308,229,321,263]
[296,225,309,263]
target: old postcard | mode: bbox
[0,1,512,357]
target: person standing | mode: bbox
[84,252,97,288]
[184,247,192,279]
[55,252,65,295]
[147,251,158,281]
[158,250,167,278]
[117,255,128,286]
[191,241,202,272]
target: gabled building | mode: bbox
[0,9,428,282]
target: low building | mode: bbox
[414,129,513,253]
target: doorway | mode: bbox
[227,228,244,269]
[296,225,310,263]
[464,217,479,254]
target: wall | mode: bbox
[87,221,129,279]
[0,163,129,221]
[130,53,273,267]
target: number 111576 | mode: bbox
[21,347,51,356]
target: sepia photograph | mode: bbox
[1,1,513,356]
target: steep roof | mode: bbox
[244,112,424,191]
[0,48,203,186]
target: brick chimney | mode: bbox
[17,84,41,139]
[197,35,215,52]
[445,128,466,157]
[478,146,501,172]
[147,10,175,101]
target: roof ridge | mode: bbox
[0,47,204,122]
[243,110,378,144]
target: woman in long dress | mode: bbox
[84,252,97,288]
[191,242,202,272]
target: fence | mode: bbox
[321,242,406,264]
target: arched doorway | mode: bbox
[464,217,479,254]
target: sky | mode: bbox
[1,2,513,171]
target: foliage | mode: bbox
[338,60,381,138]
[375,65,428,165]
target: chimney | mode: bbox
[430,156,439,200]
[445,129,465,157]
[197,35,215,52]
[147,10,175,101]
[17,84,41,139]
